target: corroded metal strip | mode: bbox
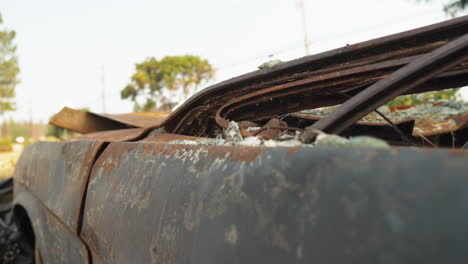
[99,112,168,128]
[82,142,468,263]
[50,107,167,134]
[413,114,468,137]
[50,107,130,134]
[13,140,104,232]
[312,33,468,134]
[14,183,89,264]
[72,128,148,142]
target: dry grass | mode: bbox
[0,144,23,180]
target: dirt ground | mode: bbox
[0,144,23,180]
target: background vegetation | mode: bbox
[0,13,18,115]
[121,55,214,111]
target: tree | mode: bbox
[416,0,467,16]
[0,13,19,114]
[443,0,467,16]
[121,55,214,111]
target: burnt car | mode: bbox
[2,16,468,264]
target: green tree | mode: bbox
[121,55,214,111]
[0,13,19,114]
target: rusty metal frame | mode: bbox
[162,15,468,136]
[50,17,468,138]
[311,33,468,134]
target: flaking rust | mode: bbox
[81,142,468,263]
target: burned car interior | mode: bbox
[51,15,468,149]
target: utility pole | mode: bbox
[299,0,310,55]
[101,65,107,113]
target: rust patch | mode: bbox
[73,128,147,142]
[101,160,121,174]
[206,146,266,163]
[285,146,300,158]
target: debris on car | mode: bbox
[48,16,468,150]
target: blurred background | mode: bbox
[0,0,467,178]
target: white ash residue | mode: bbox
[169,138,233,146]
[238,136,262,146]
[239,136,305,147]
[169,119,389,149]
[169,136,306,147]
[168,134,388,149]
[168,129,306,147]
[224,121,243,143]
[347,136,390,148]
[314,133,349,147]
[314,131,390,149]
[239,131,306,147]
[264,139,304,147]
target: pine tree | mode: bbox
[0,13,19,114]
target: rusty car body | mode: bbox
[4,16,468,263]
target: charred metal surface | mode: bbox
[163,16,468,136]
[50,107,167,134]
[413,114,468,137]
[72,128,148,142]
[98,113,167,128]
[14,140,104,232]
[311,33,468,134]
[50,107,131,134]
[82,142,468,264]
[14,183,89,264]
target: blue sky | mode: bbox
[1,0,465,122]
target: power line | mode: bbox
[84,10,446,113]
[215,9,443,73]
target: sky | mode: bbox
[1,0,466,122]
